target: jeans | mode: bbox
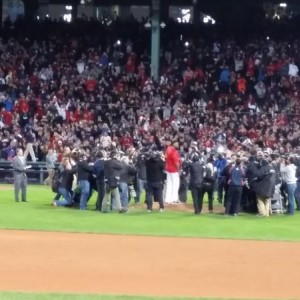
[225,186,243,215]
[55,187,73,206]
[79,180,90,210]
[295,182,300,210]
[102,184,122,212]
[136,178,147,203]
[287,183,296,214]
[119,182,129,209]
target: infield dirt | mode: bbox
[0,230,299,299]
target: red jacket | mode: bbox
[165,146,180,173]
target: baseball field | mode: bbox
[0,184,299,300]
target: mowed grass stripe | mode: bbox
[0,292,280,300]
[0,185,300,242]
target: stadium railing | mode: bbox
[0,161,60,185]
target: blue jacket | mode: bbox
[214,158,227,177]
[4,99,13,112]
[220,68,230,84]
[228,165,245,186]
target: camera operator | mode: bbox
[178,151,189,203]
[145,148,165,212]
[187,153,205,215]
[202,155,217,213]
[77,152,94,210]
[93,151,106,211]
[102,150,124,213]
[251,153,276,217]
[245,155,259,213]
[135,148,148,203]
[220,156,235,211]
[119,156,136,213]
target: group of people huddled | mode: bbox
[1,15,300,215]
[44,139,300,216]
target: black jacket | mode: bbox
[104,158,123,179]
[188,161,205,188]
[59,169,76,190]
[180,160,190,186]
[120,163,136,184]
[221,163,232,188]
[252,164,276,198]
[145,156,165,183]
[93,159,105,181]
[77,160,94,181]
[136,155,147,180]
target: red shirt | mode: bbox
[165,146,180,173]
[86,79,97,92]
[18,98,29,114]
[1,111,13,125]
[120,136,133,149]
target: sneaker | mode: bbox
[53,201,57,207]
[159,208,164,213]
[147,209,152,213]
[119,208,128,214]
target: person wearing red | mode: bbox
[164,141,181,204]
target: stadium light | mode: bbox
[184,41,189,47]
[144,20,151,29]
[279,3,287,8]
[160,22,166,29]
[66,6,72,11]
[63,14,72,23]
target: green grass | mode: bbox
[0,184,300,242]
[0,292,270,300]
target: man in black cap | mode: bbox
[145,148,165,212]
[93,151,106,211]
[102,150,124,213]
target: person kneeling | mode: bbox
[53,158,76,207]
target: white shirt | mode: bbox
[100,135,112,148]
[281,164,297,185]
[55,101,69,120]
[289,64,298,77]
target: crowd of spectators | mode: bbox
[0,15,300,163]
